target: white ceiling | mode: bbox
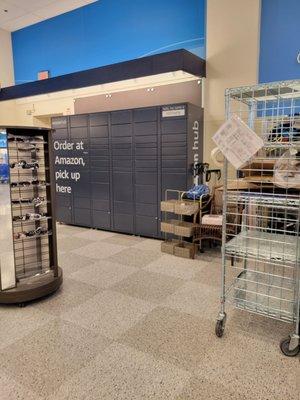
[0,0,97,31]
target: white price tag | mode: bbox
[212,115,264,169]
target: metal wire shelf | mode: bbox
[227,270,295,323]
[225,230,299,264]
[216,79,300,356]
[227,192,300,208]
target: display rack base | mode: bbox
[0,267,63,305]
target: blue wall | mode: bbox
[259,0,300,83]
[12,0,205,85]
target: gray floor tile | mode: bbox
[56,232,69,240]
[1,224,296,400]
[226,309,294,346]
[162,281,220,319]
[144,254,204,280]
[176,375,248,400]
[50,343,191,400]
[0,305,54,351]
[119,307,213,372]
[71,241,126,260]
[70,260,138,289]
[57,236,94,253]
[195,328,299,400]
[192,260,221,288]
[107,247,162,268]
[196,246,222,262]
[58,252,97,275]
[36,278,101,316]
[61,290,156,339]
[0,371,43,400]
[132,238,163,253]
[0,319,111,398]
[56,224,89,236]
[112,270,185,303]
[102,233,146,247]
[72,228,116,241]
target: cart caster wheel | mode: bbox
[215,320,225,338]
[18,302,26,308]
[280,338,300,357]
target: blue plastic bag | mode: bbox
[186,184,210,200]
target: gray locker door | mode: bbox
[111,110,134,234]
[52,116,69,140]
[55,194,73,224]
[89,113,111,230]
[69,115,92,227]
[134,107,159,237]
[160,107,188,197]
[52,117,73,224]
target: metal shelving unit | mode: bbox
[160,189,213,258]
[160,190,201,259]
[0,126,62,306]
[215,80,300,357]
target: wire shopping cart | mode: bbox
[215,80,300,357]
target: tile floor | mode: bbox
[0,224,298,400]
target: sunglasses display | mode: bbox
[8,135,44,144]
[10,160,39,170]
[13,213,48,222]
[14,144,40,152]
[12,197,45,206]
[9,133,50,240]
[14,227,52,240]
[11,181,31,187]
[0,126,61,307]
[11,180,46,188]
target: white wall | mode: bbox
[0,28,14,88]
[0,93,74,127]
[0,100,18,126]
[204,0,261,165]
[0,28,16,126]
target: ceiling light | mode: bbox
[147,88,155,92]
[105,94,112,98]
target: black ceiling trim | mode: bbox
[0,49,205,102]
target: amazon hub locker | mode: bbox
[52,103,203,238]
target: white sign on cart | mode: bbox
[212,114,264,169]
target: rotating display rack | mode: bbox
[215,80,300,357]
[0,127,62,305]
